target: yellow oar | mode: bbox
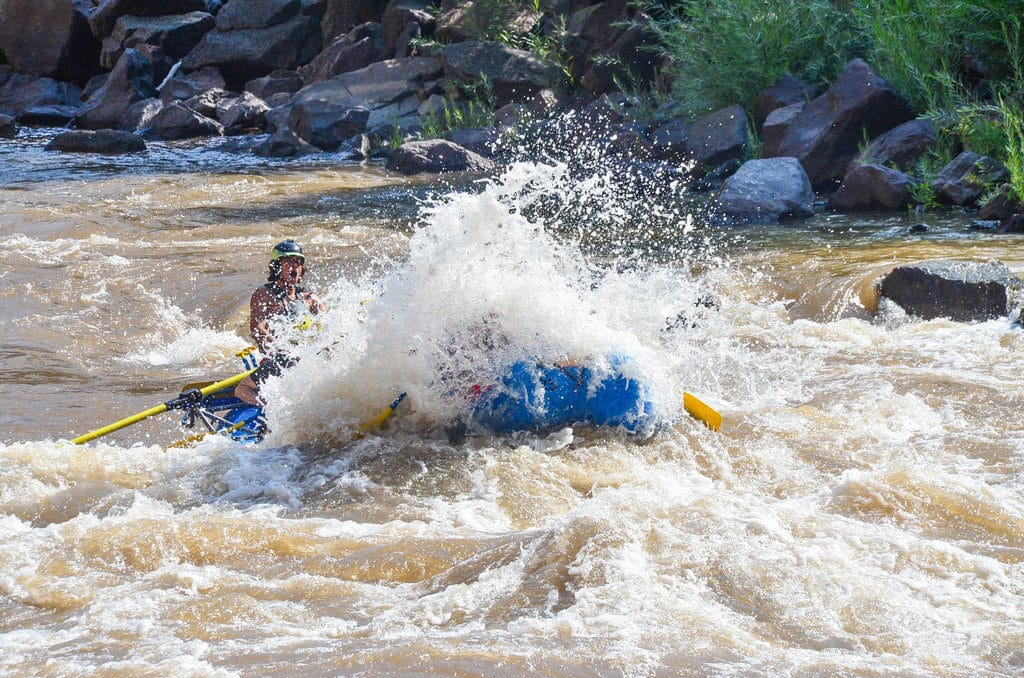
[358,393,407,435]
[683,392,722,431]
[71,369,256,445]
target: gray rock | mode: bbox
[449,126,503,158]
[290,56,440,118]
[828,163,915,211]
[119,97,163,131]
[298,22,388,83]
[878,259,1015,321]
[979,183,1024,227]
[288,99,368,149]
[711,157,815,225]
[44,128,146,153]
[579,18,659,95]
[770,59,915,190]
[381,0,434,47]
[159,66,226,102]
[685,104,749,170]
[931,150,1008,206]
[182,13,322,88]
[0,0,101,82]
[753,73,816,128]
[862,119,936,170]
[648,117,690,162]
[183,87,231,117]
[81,74,109,101]
[761,101,803,158]
[101,12,215,68]
[215,0,300,30]
[75,48,156,130]
[220,91,270,132]
[0,112,17,137]
[252,127,319,156]
[245,69,303,99]
[89,0,208,38]
[142,101,224,139]
[0,74,82,118]
[441,41,557,107]
[320,0,389,43]
[386,138,494,174]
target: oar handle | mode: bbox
[70,369,257,445]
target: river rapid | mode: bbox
[2,128,1024,677]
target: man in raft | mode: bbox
[235,240,325,405]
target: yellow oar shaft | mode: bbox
[71,369,255,445]
[683,392,722,431]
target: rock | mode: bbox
[381,0,434,47]
[302,0,328,18]
[75,48,156,130]
[288,99,368,149]
[142,101,223,139]
[44,128,146,153]
[449,126,503,158]
[711,157,815,225]
[215,0,300,30]
[578,17,659,95]
[89,0,208,38]
[931,150,1008,206]
[564,0,629,79]
[647,117,689,162]
[252,127,319,155]
[182,13,322,89]
[828,163,915,211]
[0,74,82,119]
[183,87,231,117]
[753,73,816,128]
[101,12,215,68]
[770,59,915,190]
[862,119,936,171]
[0,112,17,137]
[298,22,388,83]
[877,259,1015,321]
[685,104,749,170]
[0,0,101,83]
[761,101,803,158]
[386,138,494,174]
[245,69,303,99]
[321,0,388,43]
[219,90,269,132]
[979,183,1024,226]
[441,41,557,108]
[693,157,742,192]
[119,96,163,131]
[81,74,109,101]
[159,66,226,102]
[435,3,471,43]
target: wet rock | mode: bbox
[100,12,215,69]
[931,151,1009,206]
[245,69,303,99]
[441,41,557,108]
[753,73,816,129]
[89,0,208,38]
[877,259,1015,321]
[219,91,270,133]
[761,101,803,158]
[44,128,146,153]
[183,87,231,117]
[449,126,504,158]
[159,66,226,103]
[711,157,815,225]
[648,117,690,162]
[685,104,749,171]
[119,96,163,131]
[288,99,369,149]
[693,158,742,192]
[75,48,156,130]
[252,127,319,156]
[182,13,322,89]
[381,0,434,48]
[215,0,300,30]
[861,119,936,171]
[0,0,101,82]
[320,0,388,43]
[386,138,494,174]
[142,100,223,139]
[770,59,915,190]
[298,22,388,83]
[0,74,82,121]
[0,112,16,137]
[979,183,1024,229]
[828,163,916,211]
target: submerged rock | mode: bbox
[878,259,1016,321]
[44,129,146,153]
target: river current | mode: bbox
[2,128,1023,676]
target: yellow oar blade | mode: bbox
[684,392,722,431]
[358,393,407,435]
[71,369,256,445]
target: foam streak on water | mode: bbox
[2,135,1024,676]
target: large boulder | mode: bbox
[44,128,146,153]
[386,138,494,174]
[159,65,225,103]
[288,99,368,149]
[381,0,434,48]
[877,260,1015,321]
[761,101,803,158]
[215,0,300,30]
[828,163,916,211]
[648,117,690,162]
[89,0,208,37]
[684,104,749,170]
[0,0,101,83]
[320,0,388,43]
[753,73,816,129]
[219,90,270,133]
[119,96,162,131]
[770,59,915,190]
[440,41,557,108]
[142,100,223,139]
[297,21,388,83]
[563,0,628,82]
[182,12,322,89]
[861,118,935,171]
[0,74,82,123]
[711,157,815,225]
[245,69,303,99]
[931,150,1008,206]
[75,48,156,130]
[100,12,215,68]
